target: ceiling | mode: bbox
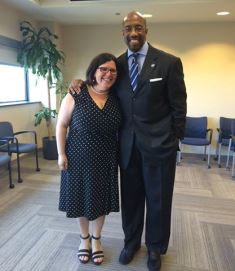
[2,0,235,25]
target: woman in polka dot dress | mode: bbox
[56,53,121,265]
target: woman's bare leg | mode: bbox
[91,215,105,264]
[77,217,90,262]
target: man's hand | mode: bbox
[68,79,83,94]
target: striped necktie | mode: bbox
[129,53,139,91]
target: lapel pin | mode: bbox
[151,64,155,68]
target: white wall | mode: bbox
[147,22,235,153]
[0,4,32,40]
[0,103,45,142]
[61,22,235,154]
[1,1,234,154]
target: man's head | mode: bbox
[122,11,148,52]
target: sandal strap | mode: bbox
[80,234,90,240]
[91,236,104,263]
[77,253,90,257]
[92,251,104,259]
[77,249,90,257]
[77,249,90,253]
[91,235,101,240]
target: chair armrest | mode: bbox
[0,139,10,153]
[216,127,223,141]
[14,130,38,144]
[217,127,222,136]
[0,139,8,146]
[0,136,15,144]
[206,128,213,143]
[232,135,235,142]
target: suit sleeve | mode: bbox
[167,57,187,139]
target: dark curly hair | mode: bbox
[85,53,117,86]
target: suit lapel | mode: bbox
[135,45,159,92]
[119,51,134,93]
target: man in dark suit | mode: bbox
[116,11,187,271]
[69,11,186,271]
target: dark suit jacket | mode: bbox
[115,44,187,169]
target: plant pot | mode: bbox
[42,136,58,160]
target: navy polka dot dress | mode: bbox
[59,84,121,221]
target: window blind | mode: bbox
[0,35,21,65]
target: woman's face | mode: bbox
[94,60,117,90]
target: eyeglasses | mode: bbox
[123,25,145,33]
[97,66,117,75]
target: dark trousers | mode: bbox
[120,142,177,254]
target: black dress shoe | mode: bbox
[119,247,140,265]
[147,250,161,271]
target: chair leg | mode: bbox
[8,160,14,189]
[177,142,182,165]
[177,151,181,165]
[214,141,219,160]
[207,145,211,169]
[218,143,222,168]
[35,148,40,171]
[203,146,207,161]
[16,153,23,183]
[226,139,232,170]
[232,152,235,179]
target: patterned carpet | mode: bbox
[0,152,235,271]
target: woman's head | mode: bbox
[85,53,118,90]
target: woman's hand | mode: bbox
[58,153,68,170]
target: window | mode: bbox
[0,35,48,106]
[0,35,30,105]
[0,63,27,104]
[28,70,48,105]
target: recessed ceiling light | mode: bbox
[216,11,230,16]
[135,11,152,18]
[142,14,153,18]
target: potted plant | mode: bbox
[17,21,65,160]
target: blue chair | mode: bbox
[232,135,235,179]
[177,116,213,168]
[0,139,14,188]
[226,120,235,174]
[215,117,234,168]
[0,121,40,183]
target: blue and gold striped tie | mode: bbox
[129,53,139,91]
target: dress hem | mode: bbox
[58,208,120,221]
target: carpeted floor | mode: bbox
[0,152,235,271]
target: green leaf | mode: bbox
[18,21,65,137]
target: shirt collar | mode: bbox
[128,42,149,58]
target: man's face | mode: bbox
[122,14,148,52]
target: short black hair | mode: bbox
[85,53,117,86]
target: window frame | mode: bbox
[0,35,30,106]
